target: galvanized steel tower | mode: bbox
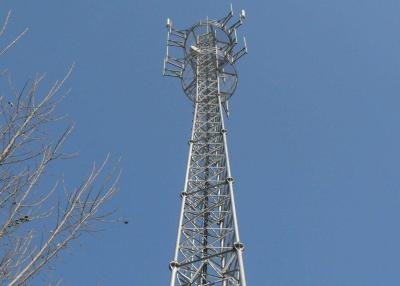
[163,6,248,286]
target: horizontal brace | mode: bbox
[177,248,235,268]
[165,57,184,69]
[163,69,182,77]
[184,227,233,230]
[231,39,248,63]
[219,69,237,76]
[188,179,226,183]
[163,56,184,77]
[190,166,226,170]
[170,28,186,38]
[218,11,233,28]
[229,11,245,34]
[167,39,185,48]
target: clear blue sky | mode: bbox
[1,0,400,285]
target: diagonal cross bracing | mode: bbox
[164,8,248,286]
[168,31,247,286]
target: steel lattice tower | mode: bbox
[163,6,248,286]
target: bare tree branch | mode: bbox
[0,10,28,56]
[0,10,120,286]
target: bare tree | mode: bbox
[0,10,120,286]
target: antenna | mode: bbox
[166,18,172,29]
[240,9,246,20]
[163,6,248,105]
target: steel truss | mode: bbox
[163,7,248,286]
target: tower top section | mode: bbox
[163,5,248,103]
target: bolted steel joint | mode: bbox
[234,241,245,251]
[169,260,180,271]
[226,177,234,183]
